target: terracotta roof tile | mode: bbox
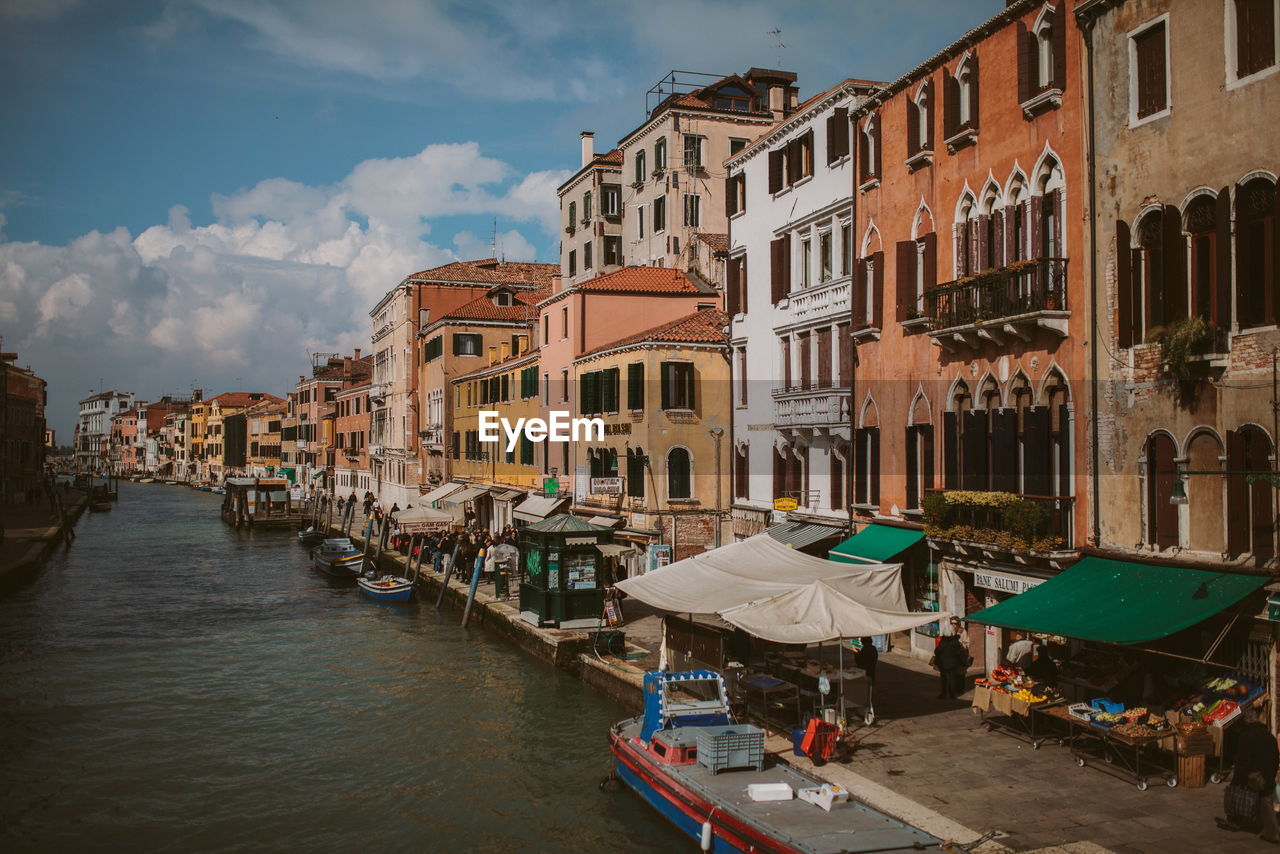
[695,233,729,253]
[581,308,728,358]
[574,266,706,294]
[440,293,541,323]
[595,149,623,166]
[203,392,285,409]
[404,259,558,288]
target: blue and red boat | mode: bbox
[311,538,364,578]
[608,670,945,854]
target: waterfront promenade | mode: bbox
[0,491,84,587]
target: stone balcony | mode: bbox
[926,257,1069,353]
[778,276,852,329]
[771,385,851,429]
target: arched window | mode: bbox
[956,192,978,277]
[957,61,973,127]
[1186,431,1225,554]
[1034,157,1063,260]
[1145,432,1180,551]
[980,185,1002,271]
[830,442,848,511]
[1133,207,1166,338]
[1034,13,1054,90]
[905,395,933,510]
[860,116,880,183]
[1008,373,1034,494]
[904,207,937,317]
[1005,174,1030,263]
[1184,193,1229,332]
[1235,177,1277,328]
[1227,425,1274,559]
[626,447,645,498]
[857,227,883,329]
[855,400,880,506]
[942,380,971,489]
[907,82,933,155]
[667,447,691,500]
[1045,372,1071,498]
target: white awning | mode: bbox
[718,577,946,644]
[613,533,905,615]
[587,515,624,528]
[597,543,637,557]
[420,482,465,505]
[490,488,525,502]
[513,495,568,522]
[394,505,454,534]
[443,485,489,504]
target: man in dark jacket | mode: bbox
[935,634,968,699]
[1219,706,1279,841]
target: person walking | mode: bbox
[1218,706,1280,842]
[933,634,969,700]
[853,636,878,684]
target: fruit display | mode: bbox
[1092,711,1124,727]
[1112,721,1158,739]
[1171,674,1260,723]
[1012,688,1048,703]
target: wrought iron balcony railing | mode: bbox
[925,257,1069,350]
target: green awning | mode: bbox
[966,556,1268,645]
[829,524,925,563]
[279,468,295,483]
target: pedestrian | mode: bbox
[1024,640,1058,688]
[933,633,969,700]
[853,636,879,684]
[1218,706,1280,842]
[1004,631,1035,670]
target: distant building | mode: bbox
[2,351,48,502]
[76,389,135,472]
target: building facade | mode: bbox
[558,136,624,284]
[76,390,135,473]
[1,352,48,502]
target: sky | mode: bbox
[0,0,1001,440]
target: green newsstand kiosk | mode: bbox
[519,514,614,627]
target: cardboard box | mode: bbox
[798,783,850,811]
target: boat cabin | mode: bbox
[640,670,731,743]
[222,477,294,527]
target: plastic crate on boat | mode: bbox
[695,725,765,775]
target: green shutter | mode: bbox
[579,374,589,415]
[660,363,672,409]
[684,364,696,410]
[627,362,644,410]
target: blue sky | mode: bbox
[0,0,1001,438]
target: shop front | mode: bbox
[829,523,935,660]
[518,514,614,629]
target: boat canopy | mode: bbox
[613,533,906,615]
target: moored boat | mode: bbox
[297,527,325,545]
[357,574,414,602]
[312,538,364,578]
[608,670,945,854]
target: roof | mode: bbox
[403,259,558,288]
[573,265,707,295]
[439,291,544,323]
[522,513,611,534]
[556,148,626,193]
[452,347,540,383]
[595,149,623,166]
[203,392,285,409]
[694,233,729,254]
[580,307,728,358]
[730,77,884,165]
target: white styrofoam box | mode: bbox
[798,783,849,811]
[746,782,793,802]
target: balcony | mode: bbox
[923,488,1075,554]
[772,385,851,430]
[368,383,390,404]
[779,277,852,328]
[925,258,1069,353]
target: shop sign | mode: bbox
[648,544,672,572]
[772,497,798,512]
[603,423,631,436]
[973,568,1045,596]
[591,477,623,494]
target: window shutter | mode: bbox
[1005,205,1018,261]
[787,138,801,184]
[1051,6,1067,90]
[726,256,741,316]
[834,106,849,158]
[685,365,696,410]
[990,409,1017,493]
[905,428,920,510]
[771,237,786,303]
[1030,196,1043,261]
[942,411,959,489]
[1057,403,1072,497]
[838,322,852,386]
[921,424,935,497]
[816,327,832,388]
[1116,220,1135,348]
[922,81,934,150]
[1022,406,1050,496]
[724,176,736,217]
[968,55,980,130]
[660,362,671,410]
[1162,204,1186,322]
[826,114,837,164]
[943,68,958,139]
[977,214,989,271]
[854,258,868,326]
[871,117,881,176]
[869,428,881,506]
[872,250,885,327]
[579,374,589,415]
[922,232,937,292]
[854,432,868,505]
[628,362,644,410]
[906,97,919,155]
[740,257,748,314]
[1152,436,1179,549]
[1216,187,1232,331]
[768,150,783,193]
[992,211,1005,268]
[962,410,989,490]
[1016,21,1032,103]
[896,240,916,322]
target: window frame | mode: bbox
[1128,14,1172,127]
[1226,0,1279,88]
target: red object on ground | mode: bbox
[800,718,839,761]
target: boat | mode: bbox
[138,478,155,484]
[164,481,178,485]
[297,527,326,545]
[357,573,414,602]
[312,538,365,578]
[211,486,225,494]
[607,670,944,854]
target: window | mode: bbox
[683,134,704,169]
[1228,425,1275,558]
[729,138,748,155]
[634,149,646,184]
[736,348,748,405]
[423,335,443,362]
[579,368,620,415]
[584,241,593,270]
[452,333,481,356]
[520,435,534,466]
[683,194,700,227]
[1131,19,1169,121]
[1185,194,1228,331]
[957,65,973,126]
[660,362,695,410]
[542,372,549,404]
[582,190,591,222]
[627,362,644,410]
[841,224,852,276]
[725,173,746,217]
[734,444,749,499]
[907,83,932,155]
[801,239,812,288]
[627,448,646,498]
[943,56,980,141]
[1234,0,1277,80]
[567,201,576,229]
[819,232,832,282]
[713,84,753,112]
[904,423,934,510]
[637,204,645,238]
[494,291,512,306]
[603,236,622,267]
[654,138,667,170]
[726,255,747,316]
[667,448,692,499]
[859,118,879,183]
[601,184,621,218]
[1235,177,1277,327]
[653,197,666,232]
[771,236,792,303]
[825,106,850,164]
[560,369,569,402]
[561,306,568,339]
[568,250,577,277]
[542,314,549,345]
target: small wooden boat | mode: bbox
[357,573,414,602]
[297,527,326,545]
[164,481,178,485]
[89,499,112,512]
[138,478,155,484]
[608,670,943,854]
[312,538,364,578]
[211,486,225,494]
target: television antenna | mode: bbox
[768,28,786,67]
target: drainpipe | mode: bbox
[847,100,862,538]
[710,427,724,547]
[1080,12,1103,549]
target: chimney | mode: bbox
[353,348,361,360]
[580,131,595,168]
[499,341,511,361]
[768,85,784,120]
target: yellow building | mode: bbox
[246,399,286,476]
[570,307,730,562]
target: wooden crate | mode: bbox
[1177,753,1207,788]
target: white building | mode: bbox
[369,284,420,509]
[725,79,878,542]
[75,389,136,472]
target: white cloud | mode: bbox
[0,141,559,436]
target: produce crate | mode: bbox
[1177,753,1207,788]
[1068,703,1095,722]
[696,725,765,775]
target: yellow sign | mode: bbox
[773,497,799,512]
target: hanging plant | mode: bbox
[1147,316,1210,383]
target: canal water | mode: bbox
[0,482,686,852]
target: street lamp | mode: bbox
[1168,475,1188,506]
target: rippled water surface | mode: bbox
[0,482,683,852]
